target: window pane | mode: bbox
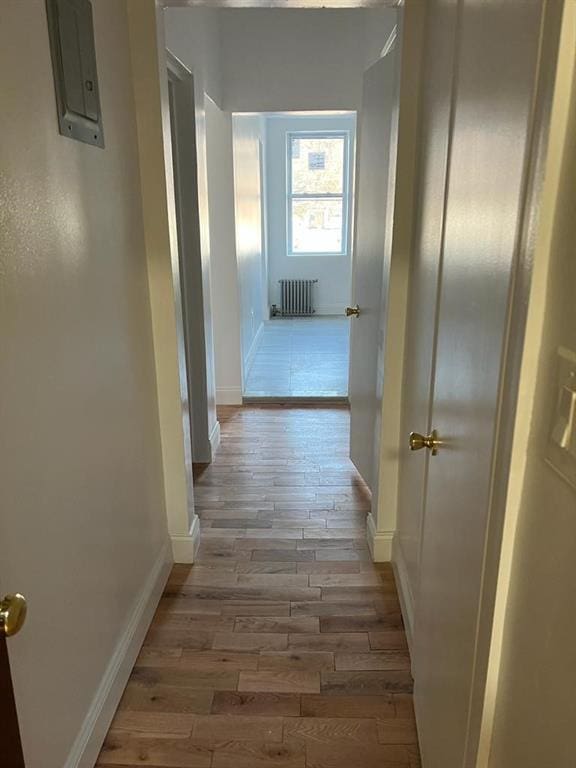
[291,198,344,253]
[291,136,345,194]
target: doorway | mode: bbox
[167,51,220,464]
[232,112,356,401]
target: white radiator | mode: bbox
[279,279,318,317]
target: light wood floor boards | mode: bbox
[96,406,421,768]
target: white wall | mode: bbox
[219,9,396,112]
[232,115,267,381]
[0,1,170,766]
[205,98,244,405]
[265,113,356,315]
[163,7,223,106]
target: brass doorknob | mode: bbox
[409,430,440,456]
[0,594,27,637]
[345,304,360,317]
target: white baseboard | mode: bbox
[270,306,346,318]
[216,386,243,405]
[171,514,201,563]
[64,540,172,768]
[244,321,264,381]
[209,419,221,459]
[366,513,394,562]
[392,535,415,655]
[315,304,347,316]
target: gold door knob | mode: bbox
[345,304,360,317]
[409,430,440,456]
[0,594,27,637]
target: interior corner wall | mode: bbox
[265,114,356,316]
[205,98,243,405]
[232,115,266,384]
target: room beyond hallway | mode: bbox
[96,406,419,768]
[244,318,350,399]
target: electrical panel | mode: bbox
[46,0,104,148]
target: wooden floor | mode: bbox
[97,406,420,768]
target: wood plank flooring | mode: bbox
[97,406,420,768]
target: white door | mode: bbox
[410,1,549,766]
[348,48,399,489]
[395,0,458,641]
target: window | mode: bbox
[287,132,351,256]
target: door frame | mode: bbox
[348,40,400,494]
[364,0,427,562]
[166,51,216,464]
[127,2,202,562]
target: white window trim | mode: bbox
[286,130,352,257]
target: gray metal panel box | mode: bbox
[46,0,104,148]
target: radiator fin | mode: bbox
[279,279,317,317]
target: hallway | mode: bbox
[97,406,418,767]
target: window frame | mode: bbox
[286,130,352,257]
